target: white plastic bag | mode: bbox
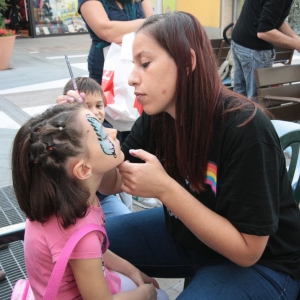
[102,33,141,131]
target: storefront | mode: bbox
[4,0,88,38]
[3,0,236,39]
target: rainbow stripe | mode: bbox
[206,162,217,195]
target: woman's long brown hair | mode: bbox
[137,12,258,193]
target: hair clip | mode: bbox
[33,160,38,164]
[48,146,54,151]
[59,127,63,131]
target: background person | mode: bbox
[11,104,169,300]
[231,0,300,100]
[78,0,154,85]
[95,12,300,299]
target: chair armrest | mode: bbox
[0,222,25,238]
[264,95,300,104]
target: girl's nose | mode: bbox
[107,128,118,139]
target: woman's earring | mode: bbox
[89,172,93,177]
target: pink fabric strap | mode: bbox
[43,223,108,300]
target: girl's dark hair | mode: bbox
[63,76,105,100]
[137,12,259,193]
[12,104,90,228]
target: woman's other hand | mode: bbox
[56,90,85,105]
[117,149,171,200]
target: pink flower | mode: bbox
[0,28,16,37]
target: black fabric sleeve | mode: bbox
[121,112,152,163]
[258,0,291,32]
[216,110,285,235]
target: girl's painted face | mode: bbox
[87,115,116,157]
[78,109,124,174]
[128,32,178,119]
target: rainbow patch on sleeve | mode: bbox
[206,162,217,195]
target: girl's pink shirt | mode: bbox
[24,204,121,299]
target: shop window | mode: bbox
[33,0,87,36]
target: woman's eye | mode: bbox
[141,62,150,68]
[96,105,103,109]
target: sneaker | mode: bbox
[132,196,158,209]
[119,192,133,211]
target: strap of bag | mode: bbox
[43,223,108,300]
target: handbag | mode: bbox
[102,32,142,132]
[11,223,108,300]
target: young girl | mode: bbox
[63,76,133,216]
[11,104,169,300]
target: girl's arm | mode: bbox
[118,150,269,268]
[103,250,159,288]
[69,257,157,300]
[80,0,152,44]
[69,257,112,299]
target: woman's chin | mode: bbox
[143,106,159,116]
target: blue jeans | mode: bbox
[100,194,131,218]
[231,41,275,101]
[106,207,300,299]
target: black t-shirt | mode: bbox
[232,0,293,50]
[121,106,300,279]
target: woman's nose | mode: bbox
[128,68,139,86]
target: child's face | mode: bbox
[79,109,124,174]
[84,92,105,123]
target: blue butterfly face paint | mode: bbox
[87,115,117,158]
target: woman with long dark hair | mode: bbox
[104,12,300,299]
[59,12,300,299]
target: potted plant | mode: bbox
[0,0,16,70]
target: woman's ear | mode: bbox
[190,48,196,71]
[72,159,92,181]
